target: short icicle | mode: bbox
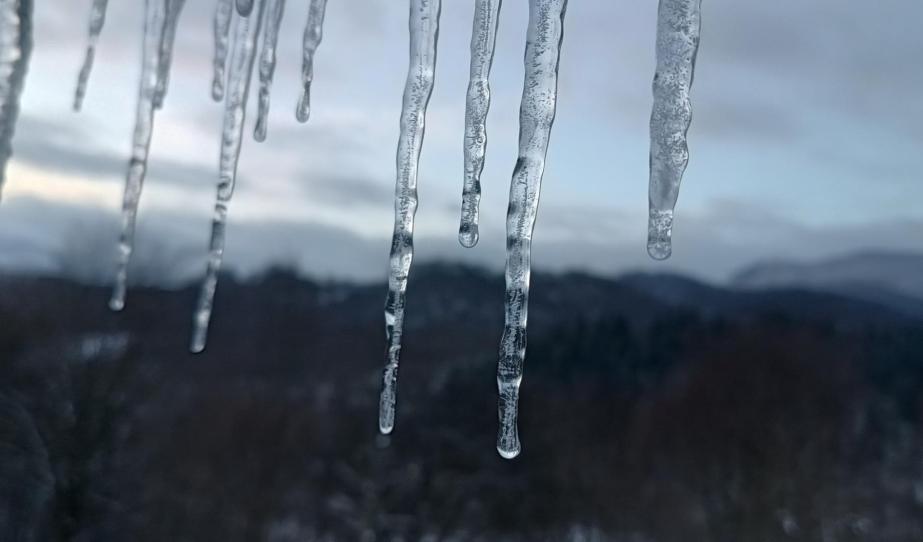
[647,0,701,260]
[0,0,32,200]
[458,0,501,248]
[496,0,567,460]
[73,0,109,112]
[253,0,286,142]
[379,0,441,435]
[191,0,265,353]
[153,0,187,110]
[295,0,328,123]
[109,0,168,311]
[211,0,233,101]
[235,0,254,17]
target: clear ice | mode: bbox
[295,0,328,124]
[379,0,441,436]
[211,0,234,102]
[458,0,501,248]
[496,0,567,459]
[648,0,701,260]
[109,0,168,311]
[254,0,285,142]
[191,0,266,353]
[73,0,109,112]
[0,0,31,200]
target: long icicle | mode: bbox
[191,0,265,353]
[109,0,168,311]
[235,0,253,17]
[295,0,328,123]
[153,0,186,110]
[496,0,567,460]
[0,0,32,200]
[73,0,109,112]
[253,0,286,142]
[458,0,501,248]
[211,0,233,101]
[647,0,701,260]
[378,0,441,435]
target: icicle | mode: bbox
[211,0,233,102]
[109,0,167,311]
[496,0,567,460]
[647,0,701,260]
[253,0,285,142]
[458,0,501,248]
[152,0,186,110]
[236,0,253,17]
[191,0,265,353]
[295,0,327,124]
[378,0,441,435]
[73,0,109,112]
[0,0,31,200]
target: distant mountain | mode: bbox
[731,251,923,315]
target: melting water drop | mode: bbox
[109,0,168,312]
[153,0,186,110]
[496,0,567,460]
[254,0,286,142]
[295,0,328,124]
[379,0,441,436]
[648,0,701,260]
[0,0,32,200]
[235,0,254,17]
[191,0,266,353]
[211,0,233,102]
[458,0,501,248]
[73,0,109,112]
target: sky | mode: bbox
[1,0,921,284]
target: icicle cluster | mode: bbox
[59,0,705,458]
[648,0,701,260]
[0,0,32,200]
[74,0,329,350]
[378,0,569,460]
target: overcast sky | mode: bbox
[1,0,921,284]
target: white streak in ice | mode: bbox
[211,0,233,102]
[379,0,441,435]
[152,0,186,110]
[254,0,285,142]
[73,0,108,112]
[295,0,328,124]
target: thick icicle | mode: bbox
[109,0,167,311]
[295,0,328,123]
[647,0,701,260]
[496,0,567,460]
[0,0,31,199]
[73,0,109,112]
[458,0,501,248]
[153,0,186,110]
[211,0,233,101]
[191,0,265,353]
[236,0,253,17]
[378,0,441,435]
[253,0,285,142]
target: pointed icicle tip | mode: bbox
[458,224,479,248]
[236,0,254,16]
